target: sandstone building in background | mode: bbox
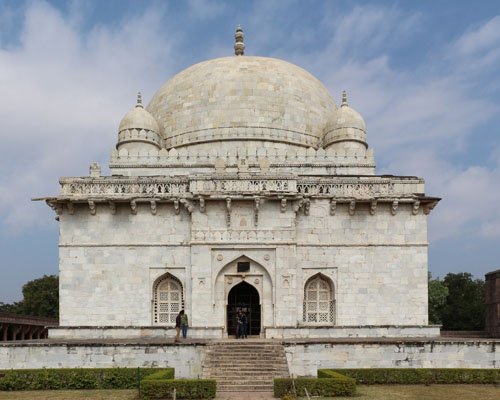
[39,27,440,340]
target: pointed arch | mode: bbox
[152,273,184,325]
[303,273,335,325]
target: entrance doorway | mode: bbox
[227,281,261,337]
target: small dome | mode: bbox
[323,91,367,149]
[117,93,162,150]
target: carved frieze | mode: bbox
[297,181,395,198]
[192,229,296,243]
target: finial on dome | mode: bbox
[136,92,143,108]
[234,25,245,56]
[341,91,348,107]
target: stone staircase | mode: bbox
[203,340,290,392]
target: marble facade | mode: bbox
[39,28,440,340]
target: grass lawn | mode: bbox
[298,384,499,400]
[0,389,137,399]
[0,385,498,399]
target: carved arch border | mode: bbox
[152,272,185,325]
[302,272,336,325]
[214,254,273,305]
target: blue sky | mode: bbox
[1,0,500,302]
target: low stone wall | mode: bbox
[0,341,206,378]
[49,326,224,340]
[283,339,499,376]
[49,325,441,340]
[1,338,498,378]
[266,325,440,339]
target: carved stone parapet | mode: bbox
[191,177,296,195]
[60,177,189,197]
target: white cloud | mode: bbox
[186,0,227,20]
[289,7,500,243]
[1,1,500,248]
[0,1,179,231]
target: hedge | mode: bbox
[274,375,356,398]
[0,367,174,391]
[318,368,500,385]
[140,378,216,400]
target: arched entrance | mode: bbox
[227,281,261,336]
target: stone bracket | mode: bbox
[348,200,356,216]
[88,200,96,216]
[391,200,399,216]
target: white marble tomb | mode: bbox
[40,27,440,340]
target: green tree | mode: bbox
[0,301,24,314]
[0,275,59,319]
[441,272,485,330]
[428,273,448,325]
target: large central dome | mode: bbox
[147,56,337,149]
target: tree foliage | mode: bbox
[428,272,485,330]
[441,272,485,330]
[428,273,448,325]
[0,275,59,318]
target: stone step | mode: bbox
[205,359,287,365]
[205,368,288,373]
[203,342,290,392]
[205,366,288,371]
[217,384,274,392]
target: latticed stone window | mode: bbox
[153,275,184,325]
[303,275,335,325]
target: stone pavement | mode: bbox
[216,392,274,399]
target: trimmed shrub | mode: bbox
[141,369,175,381]
[274,375,356,398]
[140,378,216,400]
[318,368,500,385]
[0,367,174,391]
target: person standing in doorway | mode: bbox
[180,310,189,339]
[241,311,248,339]
[175,310,182,342]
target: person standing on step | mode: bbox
[175,310,182,342]
[180,310,189,339]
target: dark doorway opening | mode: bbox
[227,281,261,337]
